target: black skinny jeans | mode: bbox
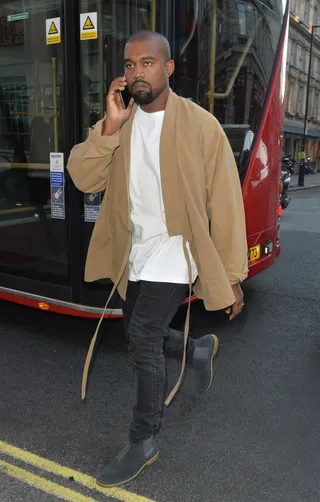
[122,280,195,443]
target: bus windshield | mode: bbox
[172,0,287,165]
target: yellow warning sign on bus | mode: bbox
[80,12,97,40]
[46,17,61,44]
[83,16,94,30]
[48,21,58,34]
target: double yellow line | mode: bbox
[0,441,156,502]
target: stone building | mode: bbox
[284,0,320,170]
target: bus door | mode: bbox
[0,1,69,290]
[77,0,154,309]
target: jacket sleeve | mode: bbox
[66,119,120,193]
[203,122,248,285]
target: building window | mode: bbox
[313,57,318,78]
[287,39,292,65]
[296,44,302,70]
[314,93,320,120]
[284,138,292,155]
[297,85,304,115]
[309,89,314,117]
[304,48,309,73]
[304,0,310,25]
[290,0,301,18]
[291,41,296,66]
[288,80,295,114]
[237,2,247,35]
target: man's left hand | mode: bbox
[225,283,244,320]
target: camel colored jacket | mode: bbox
[67,90,248,311]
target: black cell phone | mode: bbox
[119,87,132,108]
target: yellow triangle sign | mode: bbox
[48,21,58,35]
[83,16,94,30]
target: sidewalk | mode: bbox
[289,171,320,191]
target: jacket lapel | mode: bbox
[121,93,183,236]
[160,90,184,235]
[120,105,137,192]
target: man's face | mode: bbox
[124,39,174,106]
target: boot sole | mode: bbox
[96,453,159,488]
[202,334,219,395]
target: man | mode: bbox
[67,30,248,487]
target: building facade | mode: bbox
[284,0,320,170]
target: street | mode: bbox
[1,187,320,502]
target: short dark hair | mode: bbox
[125,30,171,60]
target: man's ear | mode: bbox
[166,60,175,78]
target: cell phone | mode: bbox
[119,87,132,109]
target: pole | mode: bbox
[150,0,156,31]
[34,60,39,113]
[99,30,104,120]
[299,26,315,186]
[52,57,58,152]
[209,0,217,115]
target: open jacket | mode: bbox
[68,89,248,403]
[67,89,248,311]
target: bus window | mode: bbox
[78,0,285,175]
[0,0,68,283]
[79,0,154,297]
[79,0,153,142]
[172,1,284,174]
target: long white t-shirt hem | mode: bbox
[128,106,198,284]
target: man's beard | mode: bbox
[131,81,154,105]
[132,89,154,105]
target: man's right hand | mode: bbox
[102,77,134,136]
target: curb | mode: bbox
[289,184,320,192]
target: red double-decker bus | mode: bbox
[0,0,288,318]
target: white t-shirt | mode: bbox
[128,106,198,284]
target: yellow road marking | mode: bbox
[0,441,156,502]
[0,460,99,502]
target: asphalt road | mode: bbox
[1,188,320,502]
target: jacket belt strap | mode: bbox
[82,241,193,406]
[81,281,118,400]
[165,238,192,406]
